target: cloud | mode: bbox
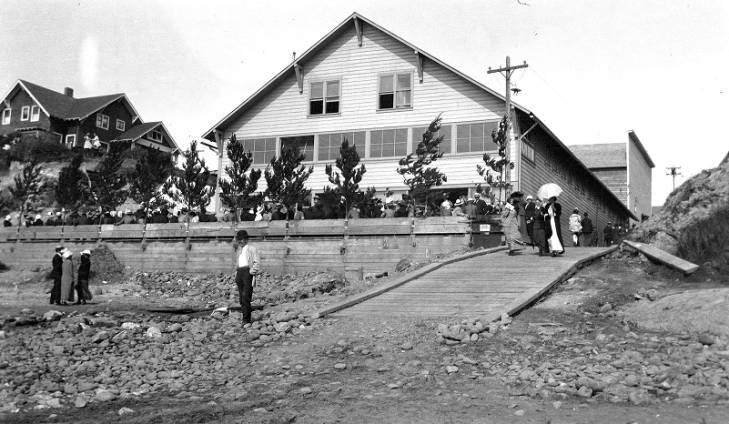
[79,35,99,91]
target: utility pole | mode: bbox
[665,166,682,190]
[488,56,528,194]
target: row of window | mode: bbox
[1,106,41,124]
[95,113,126,132]
[236,121,501,165]
[308,71,413,116]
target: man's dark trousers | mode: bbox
[235,266,253,323]
[50,276,61,304]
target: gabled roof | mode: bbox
[202,11,530,139]
[6,79,142,121]
[568,143,627,169]
[628,131,655,168]
[111,121,179,152]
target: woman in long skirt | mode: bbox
[75,250,92,305]
[502,197,524,255]
[546,197,565,256]
[60,249,75,305]
[532,199,549,255]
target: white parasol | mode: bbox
[537,183,563,201]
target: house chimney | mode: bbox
[64,87,74,97]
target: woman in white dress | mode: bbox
[546,197,564,256]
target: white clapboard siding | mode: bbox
[222,21,506,194]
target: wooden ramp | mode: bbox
[330,246,616,320]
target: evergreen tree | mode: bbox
[89,143,128,213]
[164,140,214,217]
[129,148,174,213]
[55,152,91,209]
[264,143,313,219]
[477,115,514,202]
[10,160,47,226]
[397,115,447,215]
[219,135,262,222]
[324,138,366,217]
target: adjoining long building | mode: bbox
[203,12,635,242]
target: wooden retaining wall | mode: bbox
[0,217,502,277]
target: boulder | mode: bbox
[43,310,64,322]
[145,326,162,339]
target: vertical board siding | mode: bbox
[628,138,652,219]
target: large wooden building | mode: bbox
[203,12,635,241]
[0,79,178,153]
[569,131,654,221]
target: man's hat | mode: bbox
[81,249,91,255]
[474,193,480,197]
[55,245,64,252]
[454,199,464,206]
[526,195,534,200]
[236,230,249,240]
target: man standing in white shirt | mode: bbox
[235,230,261,325]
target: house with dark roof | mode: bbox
[0,79,178,153]
[203,12,635,240]
[569,131,654,221]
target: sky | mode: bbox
[1,0,727,206]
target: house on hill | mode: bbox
[569,131,654,221]
[0,79,178,153]
[203,12,635,241]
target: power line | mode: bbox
[665,166,682,190]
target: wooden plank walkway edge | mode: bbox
[315,246,508,318]
[482,245,620,324]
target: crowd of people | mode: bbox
[49,246,92,306]
[2,208,219,228]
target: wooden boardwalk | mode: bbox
[330,247,615,320]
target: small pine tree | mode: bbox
[324,138,366,218]
[90,143,128,213]
[477,115,514,202]
[164,140,214,218]
[264,143,313,220]
[219,135,262,222]
[9,160,47,226]
[55,152,91,209]
[397,115,448,215]
[129,148,174,213]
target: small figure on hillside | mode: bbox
[33,214,44,226]
[3,215,12,227]
[235,230,261,325]
[581,212,595,246]
[91,133,101,149]
[545,196,564,256]
[50,246,64,305]
[83,133,93,149]
[75,250,92,305]
[569,208,582,247]
[60,249,75,305]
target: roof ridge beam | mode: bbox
[354,16,363,47]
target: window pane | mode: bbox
[254,139,265,151]
[379,74,393,93]
[310,100,323,115]
[440,126,451,154]
[379,94,394,109]
[484,121,499,149]
[411,127,425,153]
[310,82,323,98]
[396,90,411,107]
[396,73,411,89]
[326,80,339,96]
[265,138,276,151]
[253,152,265,164]
[395,141,407,156]
[370,143,382,158]
[470,123,483,139]
[325,101,339,114]
[353,131,365,147]
[457,124,469,139]
[456,138,469,153]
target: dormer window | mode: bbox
[1,108,10,125]
[20,106,30,121]
[116,119,126,131]
[309,80,340,115]
[96,113,109,130]
[378,72,412,110]
[30,106,40,122]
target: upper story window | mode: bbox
[30,106,40,122]
[309,80,340,115]
[150,128,162,141]
[318,131,365,161]
[378,72,412,110]
[370,128,407,158]
[96,113,109,130]
[20,106,30,121]
[1,108,10,125]
[241,137,276,165]
[521,139,535,162]
[455,121,499,153]
[116,119,126,131]
[411,125,451,155]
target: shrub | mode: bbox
[8,139,71,163]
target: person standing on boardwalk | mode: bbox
[502,194,524,256]
[235,230,261,325]
[75,250,92,305]
[60,249,75,305]
[524,195,537,246]
[580,212,595,246]
[50,246,64,305]
[568,208,582,247]
[545,196,564,256]
[604,222,614,246]
[531,199,549,256]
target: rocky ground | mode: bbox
[1,250,729,423]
